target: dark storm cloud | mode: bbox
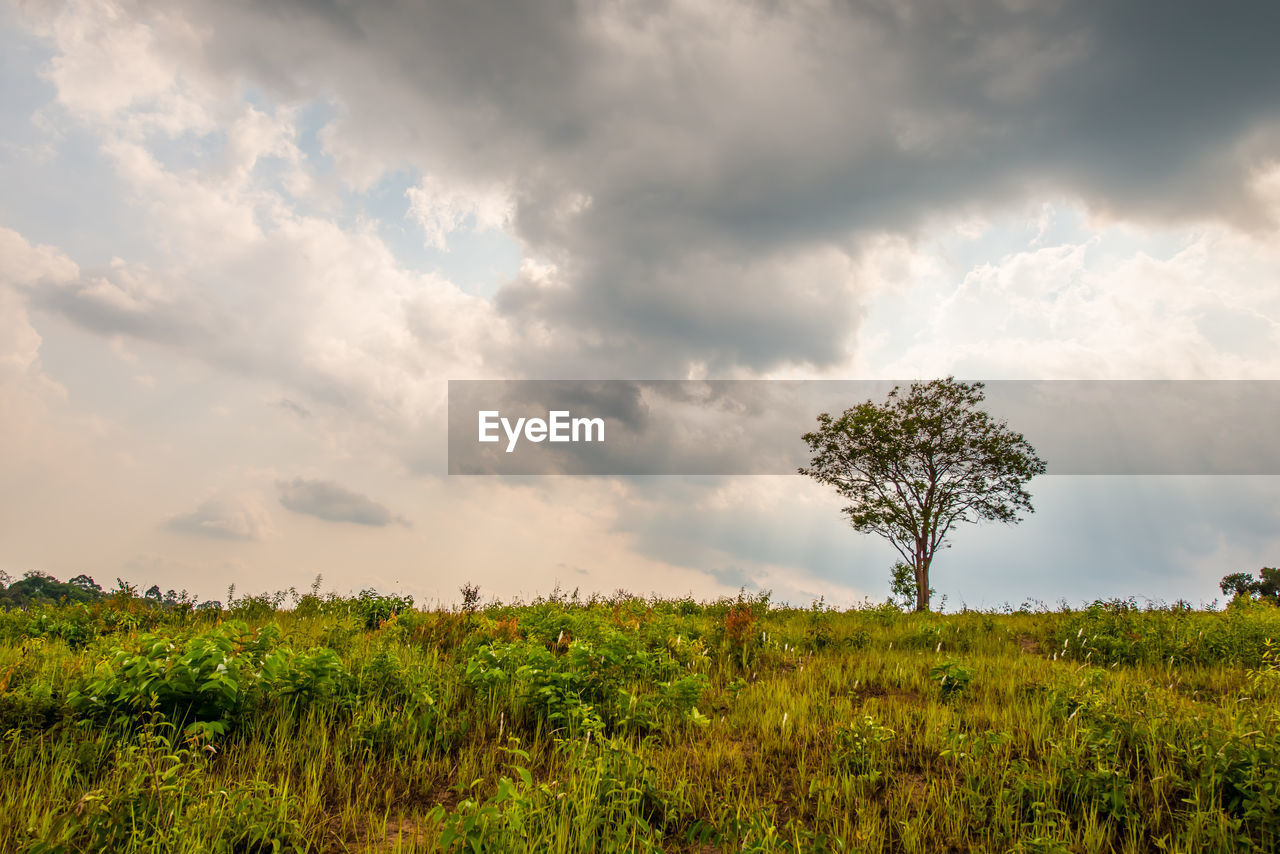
[139,0,1280,375]
[277,478,406,527]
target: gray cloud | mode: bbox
[277,478,406,527]
[275,398,312,419]
[164,497,268,541]
[7,1,1280,611]
[136,0,1280,376]
[28,265,225,351]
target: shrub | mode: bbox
[258,646,345,705]
[68,625,245,733]
[352,590,414,630]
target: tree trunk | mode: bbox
[914,541,930,612]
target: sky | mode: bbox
[2,0,1280,609]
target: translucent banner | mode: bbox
[447,380,1280,475]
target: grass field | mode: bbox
[1,586,1278,853]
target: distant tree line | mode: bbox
[0,570,221,611]
[1220,568,1280,605]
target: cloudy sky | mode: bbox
[3,0,1279,608]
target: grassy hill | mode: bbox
[1,585,1278,852]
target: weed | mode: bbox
[929,660,974,699]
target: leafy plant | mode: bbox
[258,646,345,705]
[834,714,896,779]
[929,659,974,699]
[68,624,245,732]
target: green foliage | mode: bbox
[800,377,1046,612]
[929,659,974,698]
[901,620,945,651]
[833,714,896,779]
[1221,568,1280,604]
[65,621,348,735]
[461,625,709,737]
[258,646,344,704]
[187,779,308,853]
[433,738,687,853]
[68,624,246,730]
[890,560,938,611]
[23,715,307,853]
[1049,598,1280,667]
[802,598,839,651]
[351,589,414,629]
[3,591,1280,852]
[0,572,105,609]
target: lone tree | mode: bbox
[800,377,1046,612]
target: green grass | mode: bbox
[1,590,1278,852]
